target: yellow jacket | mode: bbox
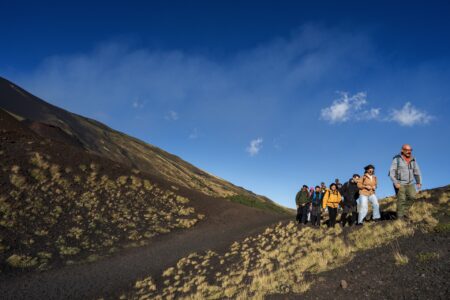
[322,189,342,209]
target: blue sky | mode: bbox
[1,1,450,208]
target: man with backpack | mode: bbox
[389,144,422,219]
[340,174,360,227]
[295,185,310,225]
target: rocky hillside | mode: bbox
[0,77,283,213]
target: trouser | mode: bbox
[357,194,380,224]
[311,205,321,226]
[327,207,338,228]
[396,184,417,218]
[341,205,357,226]
[297,204,309,224]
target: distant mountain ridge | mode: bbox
[0,76,285,212]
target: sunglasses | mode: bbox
[402,148,413,151]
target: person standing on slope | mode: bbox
[335,178,343,193]
[357,165,381,225]
[320,182,327,196]
[340,174,360,227]
[295,185,310,225]
[389,144,422,219]
[322,183,342,228]
[310,186,323,227]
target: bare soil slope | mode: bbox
[0,77,284,212]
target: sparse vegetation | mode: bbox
[434,222,450,233]
[417,251,440,262]
[125,187,447,299]
[0,149,200,273]
[6,254,38,268]
[227,194,289,214]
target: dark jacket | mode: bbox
[295,190,310,206]
[310,192,323,207]
[341,179,359,207]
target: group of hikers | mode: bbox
[295,144,422,227]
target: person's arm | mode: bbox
[341,183,348,196]
[295,191,300,207]
[357,177,364,190]
[389,158,399,186]
[413,160,422,189]
[322,191,329,209]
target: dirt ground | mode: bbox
[0,207,288,300]
[268,225,450,300]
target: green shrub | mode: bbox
[227,195,288,214]
[434,222,450,233]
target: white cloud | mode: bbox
[246,138,263,156]
[132,100,144,109]
[188,128,199,139]
[320,92,380,123]
[388,102,433,126]
[165,110,179,121]
[10,24,376,135]
[321,93,433,127]
[356,107,381,121]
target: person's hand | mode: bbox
[416,183,422,190]
[395,183,401,189]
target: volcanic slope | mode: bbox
[119,186,449,299]
[0,108,289,282]
[0,77,285,212]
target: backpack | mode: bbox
[388,155,400,178]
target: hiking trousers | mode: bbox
[311,205,321,226]
[357,194,380,224]
[327,207,337,228]
[297,204,309,224]
[341,205,357,226]
[397,184,417,218]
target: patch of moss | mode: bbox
[434,222,450,233]
[227,195,288,214]
[417,251,439,262]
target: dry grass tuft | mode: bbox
[6,254,38,268]
[393,251,409,265]
[438,192,449,204]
